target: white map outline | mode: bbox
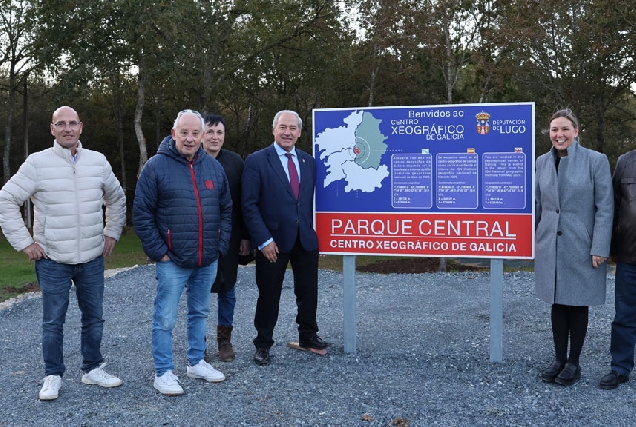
[316,111,389,192]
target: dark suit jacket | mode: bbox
[242,144,318,253]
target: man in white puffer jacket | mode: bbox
[0,106,126,401]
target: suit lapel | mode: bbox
[297,151,311,199]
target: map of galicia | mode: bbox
[315,111,390,192]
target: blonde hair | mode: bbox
[550,108,579,129]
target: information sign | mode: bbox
[313,103,535,259]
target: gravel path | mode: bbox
[0,265,634,426]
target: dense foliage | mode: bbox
[1,0,635,223]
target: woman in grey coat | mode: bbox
[535,109,613,386]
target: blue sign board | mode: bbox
[313,103,535,259]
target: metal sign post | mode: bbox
[490,258,504,362]
[343,255,357,354]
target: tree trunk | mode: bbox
[368,44,378,107]
[3,66,16,183]
[114,71,128,201]
[242,105,253,158]
[595,107,605,153]
[439,12,453,273]
[22,79,31,228]
[154,88,164,153]
[202,55,212,114]
[444,15,453,104]
[135,56,148,176]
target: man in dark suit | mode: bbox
[242,110,328,365]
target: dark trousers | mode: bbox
[253,238,319,349]
[610,261,636,375]
[551,303,588,366]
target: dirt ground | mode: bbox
[3,282,40,294]
[357,257,486,274]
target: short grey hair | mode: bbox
[173,109,204,131]
[272,110,302,130]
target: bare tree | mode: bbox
[0,0,33,182]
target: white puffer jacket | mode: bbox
[0,141,126,264]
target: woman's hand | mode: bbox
[592,255,606,268]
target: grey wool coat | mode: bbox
[534,141,613,306]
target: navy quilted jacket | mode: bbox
[133,136,232,268]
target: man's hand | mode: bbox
[261,241,279,263]
[102,236,117,257]
[23,243,47,261]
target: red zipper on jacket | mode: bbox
[188,161,204,266]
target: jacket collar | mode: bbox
[551,140,580,159]
[158,135,204,164]
[272,141,297,158]
[53,140,83,161]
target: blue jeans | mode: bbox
[610,261,636,375]
[35,257,105,376]
[217,287,236,326]
[153,260,217,376]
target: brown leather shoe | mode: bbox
[217,325,235,362]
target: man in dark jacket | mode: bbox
[133,109,232,396]
[599,150,636,389]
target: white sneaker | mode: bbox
[39,375,62,400]
[154,371,184,396]
[186,360,225,383]
[81,364,123,388]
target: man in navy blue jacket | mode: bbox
[242,110,328,366]
[133,109,232,395]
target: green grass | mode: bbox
[0,230,147,303]
[101,228,150,270]
[0,235,391,302]
[0,231,534,303]
[0,242,39,296]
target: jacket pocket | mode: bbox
[167,229,172,250]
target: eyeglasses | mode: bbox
[52,121,81,129]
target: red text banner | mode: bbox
[316,212,533,258]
